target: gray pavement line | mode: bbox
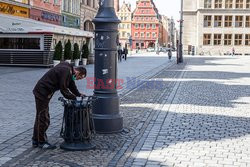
[118,60,175,96]
[109,65,184,166]
[122,71,186,166]
[120,62,176,100]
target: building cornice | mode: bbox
[80,4,98,13]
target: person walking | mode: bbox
[32,62,86,149]
[232,47,235,56]
[118,43,122,62]
[168,49,172,61]
[123,44,128,61]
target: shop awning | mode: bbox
[0,14,94,38]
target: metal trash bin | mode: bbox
[59,96,96,151]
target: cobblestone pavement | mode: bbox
[2,55,250,167]
[0,54,173,166]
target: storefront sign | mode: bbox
[30,8,61,25]
[61,14,80,29]
[0,2,29,18]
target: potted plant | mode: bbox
[64,40,72,63]
[53,41,62,66]
[81,43,89,66]
[73,43,80,66]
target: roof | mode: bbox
[0,14,94,37]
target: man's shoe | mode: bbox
[38,142,56,149]
[32,140,39,148]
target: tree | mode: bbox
[73,43,80,60]
[64,40,72,60]
[81,42,89,59]
[53,41,63,60]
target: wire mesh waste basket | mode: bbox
[59,96,96,151]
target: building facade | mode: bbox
[30,0,62,25]
[161,15,169,47]
[131,0,163,50]
[61,0,81,29]
[183,0,250,55]
[117,1,132,48]
[168,17,176,49]
[80,0,98,32]
[114,0,119,13]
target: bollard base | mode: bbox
[92,114,123,133]
[60,142,96,151]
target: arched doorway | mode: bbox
[84,20,94,32]
[148,42,155,48]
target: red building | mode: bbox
[30,0,62,25]
[131,0,163,50]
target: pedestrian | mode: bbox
[168,49,172,61]
[123,44,128,61]
[32,62,86,149]
[118,43,122,62]
[232,47,235,56]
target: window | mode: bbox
[215,0,222,8]
[0,38,40,50]
[152,32,156,38]
[214,16,222,27]
[224,34,232,45]
[87,0,91,6]
[246,16,250,27]
[225,0,233,8]
[152,24,156,29]
[235,34,242,45]
[203,34,211,45]
[204,0,212,8]
[236,0,243,8]
[140,24,144,29]
[141,32,144,38]
[235,16,243,27]
[214,34,222,45]
[122,31,126,37]
[135,24,139,29]
[54,0,59,5]
[146,32,150,38]
[204,15,212,27]
[247,0,250,8]
[146,24,150,29]
[135,32,138,37]
[245,34,250,45]
[225,16,233,27]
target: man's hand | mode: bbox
[80,93,86,97]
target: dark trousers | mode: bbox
[32,97,50,143]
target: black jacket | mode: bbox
[33,62,81,100]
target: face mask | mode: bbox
[72,75,76,81]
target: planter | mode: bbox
[74,59,80,66]
[53,60,60,67]
[65,60,71,63]
[82,58,87,66]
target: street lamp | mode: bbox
[92,0,123,133]
[178,0,184,63]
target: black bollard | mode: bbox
[92,0,123,133]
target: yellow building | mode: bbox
[117,1,132,48]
